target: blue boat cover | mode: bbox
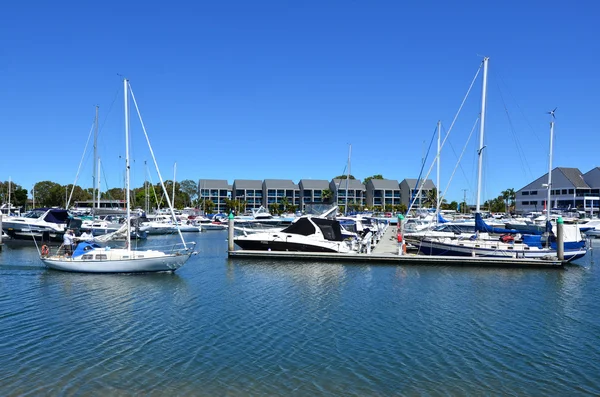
[522,234,585,251]
[437,213,449,223]
[43,209,70,224]
[73,242,102,258]
[475,213,520,234]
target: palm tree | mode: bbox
[321,189,333,204]
[423,188,446,209]
[501,188,516,214]
[507,188,516,213]
[279,197,290,213]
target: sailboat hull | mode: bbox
[413,239,587,261]
[41,252,192,273]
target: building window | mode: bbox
[522,191,529,196]
[561,189,567,195]
[530,191,538,195]
[569,189,574,194]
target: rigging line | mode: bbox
[410,125,438,209]
[407,61,483,214]
[66,123,96,209]
[99,162,117,204]
[146,168,161,211]
[128,82,187,249]
[97,86,121,136]
[336,164,348,193]
[494,76,534,181]
[439,118,479,205]
[492,69,543,147]
[444,133,474,197]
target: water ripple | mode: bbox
[0,234,599,395]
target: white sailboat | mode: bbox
[414,58,587,262]
[40,79,196,273]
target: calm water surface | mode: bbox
[1,232,599,396]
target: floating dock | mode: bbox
[228,224,564,268]
[228,250,563,267]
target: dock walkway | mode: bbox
[371,223,399,255]
[228,221,565,268]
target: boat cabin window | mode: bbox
[313,218,344,241]
[82,255,93,260]
[95,254,107,260]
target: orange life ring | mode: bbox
[41,245,49,256]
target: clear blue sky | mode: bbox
[1,0,598,204]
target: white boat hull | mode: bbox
[41,248,193,273]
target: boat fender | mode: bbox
[41,245,49,256]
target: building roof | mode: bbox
[583,167,600,188]
[518,167,590,191]
[233,179,263,189]
[559,167,590,188]
[401,178,435,189]
[330,178,366,191]
[262,179,299,189]
[369,179,401,189]
[198,179,230,189]
[299,179,330,189]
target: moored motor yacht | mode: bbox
[2,208,71,241]
[234,216,355,253]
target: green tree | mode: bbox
[321,189,333,203]
[13,187,28,208]
[484,196,506,213]
[133,187,157,212]
[397,203,408,214]
[422,188,446,209]
[65,184,92,205]
[180,179,198,207]
[268,203,281,216]
[363,174,384,186]
[103,188,125,201]
[279,197,290,213]
[199,198,215,214]
[33,181,63,207]
[224,198,246,214]
[334,175,356,180]
[0,181,28,208]
[501,188,516,214]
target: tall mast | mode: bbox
[173,162,177,210]
[145,160,149,213]
[93,105,99,209]
[7,177,11,209]
[475,57,489,213]
[436,120,441,220]
[97,158,101,209]
[547,109,556,224]
[345,144,351,216]
[124,79,131,251]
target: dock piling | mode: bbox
[397,214,405,256]
[228,212,234,253]
[556,216,564,261]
